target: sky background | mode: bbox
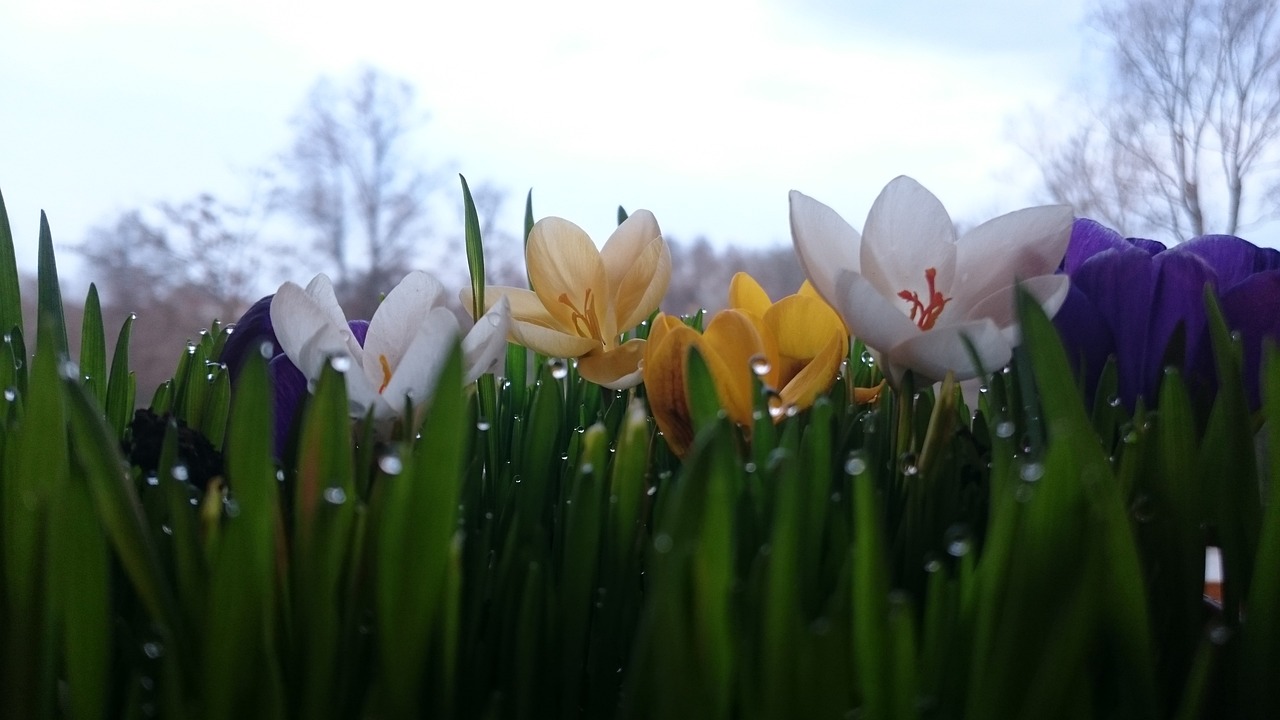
[1,0,1113,296]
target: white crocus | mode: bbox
[270,271,511,420]
[790,176,1073,383]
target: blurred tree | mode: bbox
[1030,0,1280,238]
[76,194,263,395]
[662,237,806,316]
[271,66,436,317]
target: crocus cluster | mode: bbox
[223,271,510,453]
[1055,219,1280,409]
[642,273,879,457]
[789,176,1073,384]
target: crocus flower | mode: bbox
[224,271,510,454]
[643,274,878,457]
[471,211,671,389]
[790,176,1073,384]
[1056,218,1280,409]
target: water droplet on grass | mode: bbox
[548,358,569,379]
[749,354,771,376]
[171,465,189,482]
[844,452,868,476]
[378,454,403,475]
[944,524,973,557]
[329,355,352,372]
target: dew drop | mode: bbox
[899,452,919,477]
[844,452,868,476]
[749,354,772,377]
[378,454,403,475]
[646,485,657,496]
[3,387,15,402]
[860,350,875,366]
[1208,622,1232,645]
[923,556,943,573]
[59,359,80,380]
[1018,462,1044,483]
[224,499,241,518]
[324,487,347,505]
[258,341,275,359]
[329,355,352,372]
[1107,394,1123,408]
[580,463,595,475]
[145,473,160,487]
[743,462,757,473]
[171,464,190,482]
[944,524,973,557]
[994,420,1016,438]
[476,419,491,432]
[548,357,569,380]
[142,641,164,659]
[653,533,674,553]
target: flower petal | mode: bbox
[272,281,356,379]
[303,274,352,332]
[859,176,958,302]
[601,210,670,331]
[361,272,447,392]
[833,270,920,357]
[1176,235,1280,291]
[509,319,600,358]
[961,274,1071,333]
[1068,245,1157,402]
[462,295,511,384]
[642,322,698,457]
[612,235,672,332]
[778,331,844,410]
[475,286,558,327]
[1061,218,1126,274]
[577,338,647,390]
[887,317,1009,382]
[1220,269,1280,408]
[788,190,861,305]
[526,217,609,337]
[376,307,460,419]
[221,294,280,382]
[728,272,773,318]
[702,310,766,426]
[951,204,1072,317]
[269,353,307,459]
[765,294,848,364]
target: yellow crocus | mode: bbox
[474,211,671,389]
[644,273,880,457]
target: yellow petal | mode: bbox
[477,286,557,326]
[642,322,698,457]
[509,319,599,358]
[728,272,772,318]
[798,280,821,300]
[526,217,609,342]
[613,235,672,332]
[853,380,886,405]
[601,209,662,297]
[577,339,647,390]
[778,332,845,411]
[766,295,848,366]
[701,309,765,427]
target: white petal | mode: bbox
[271,281,351,379]
[962,274,1072,330]
[788,190,861,306]
[378,307,460,416]
[860,176,958,301]
[362,271,448,383]
[463,295,512,384]
[303,274,351,332]
[888,318,1010,382]
[951,205,1072,315]
[834,269,920,356]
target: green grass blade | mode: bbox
[460,174,486,321]
[376,342,466,717]
[1242,344,1280,715]
[0,187,22,341]
[80,283,108,406]
[36,212,68,358]
[104,313,135,439]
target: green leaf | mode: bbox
[460,174,486,322]
[0,187,22,341]
[35,212,68,359]
[376,342,466,717]
[1242,344,1280,714]
[80,283,108,406]
[105,313,136,439]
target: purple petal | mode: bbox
[1126,237,1166,256]
[1061,218,1128,274]
[1177,235,1280,292]
[1071,245,1158,405]
[1147,251,1218,404]
[1219,269,1280,409]
[220,295,281,381]
[348,319,370,347]
[1053,285,1116,401]
[269,353,307,460]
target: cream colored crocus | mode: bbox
[474,210,671,389]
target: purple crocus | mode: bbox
[1055,218,1280,410]
[220,294,370,457]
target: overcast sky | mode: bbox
[1,0,1102,293]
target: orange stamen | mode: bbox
[378,354,393,394]
[897,267,951,331]
[558,288,605,344]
